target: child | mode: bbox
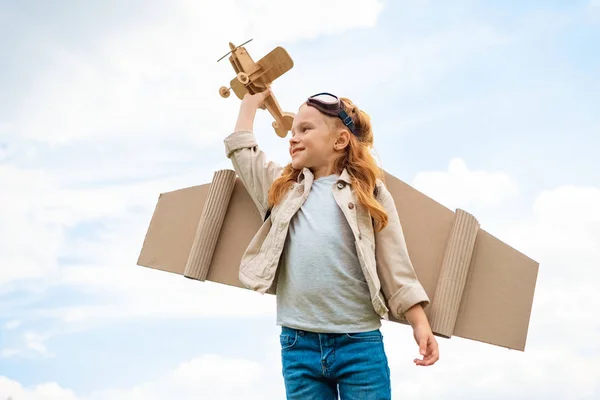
[224,88,439,399]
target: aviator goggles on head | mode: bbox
[306,92,357,135]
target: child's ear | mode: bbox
[334,130,351,150]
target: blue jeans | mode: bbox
[280,326,391,399]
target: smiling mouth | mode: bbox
[292,149,304,156]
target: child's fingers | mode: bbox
[413,337,439,366]
[424,342,439,365]
[261,87,271,98]
[414,354,436,366]
[256,88,271,107]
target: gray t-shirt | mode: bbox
[275,174,381,333]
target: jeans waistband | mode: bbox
[281,326,380,337]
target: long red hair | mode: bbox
[267,97,388,232]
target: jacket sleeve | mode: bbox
[224,130,284,220]
[374,180,430,320]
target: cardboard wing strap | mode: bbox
[428,209,479,338]
[183,169,236,281]
[137,169,539,351]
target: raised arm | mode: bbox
[224,89,284,219]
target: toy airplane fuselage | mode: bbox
[219,41,295,137]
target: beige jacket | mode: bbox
[224,130,430,321]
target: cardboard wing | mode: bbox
[137,169,539,351]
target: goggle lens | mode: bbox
[309,93,339,104]
[306,92,357,135]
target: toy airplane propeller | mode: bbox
[218,39,295,138]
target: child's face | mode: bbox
[289,104,339,178]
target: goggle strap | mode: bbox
[307,92,357,135]
[339,109,356,133]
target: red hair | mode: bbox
[267,97,388,232]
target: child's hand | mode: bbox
[234,88,272,132]
[241,88,271,111]
[412,323,439,366]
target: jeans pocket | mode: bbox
[344,329,383,342]
[280,330,299,350]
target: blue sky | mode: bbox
[1,0,599,398]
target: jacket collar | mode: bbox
[338,168,352,184]
[297,167,352,185]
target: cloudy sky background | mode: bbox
[1,0,599,398]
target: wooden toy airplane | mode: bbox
[218,39,295,138]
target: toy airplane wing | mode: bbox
[255,47,294,85]
[137,169,539,352]
[229,77,248,100]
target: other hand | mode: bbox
[412,323,439,366]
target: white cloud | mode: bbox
[498,185,600,281]
[2,326,599,400]
[1,348,20,358]
[0,330,51,359]
[0,376,79,400]
[379,322,600,399]
[23,331,50,357]
[232,0,384,43]
[0,166,63,286]
[535,185,600,228]
[0,163,168,287]
[0,354,282,400]
[412,158,519,211]
[11,0,384,144]
[170,355,262,386]
[493,185,600,362]
[0,161,277,328]
[88,354,272,400]
[3,320,21,330]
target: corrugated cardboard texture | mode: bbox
[137,170,539,351]
[183,169,236,280]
